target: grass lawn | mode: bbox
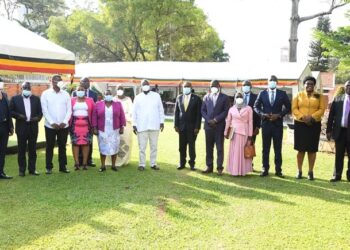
[1,121,350,249]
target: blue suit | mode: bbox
[201,92,230,170]
[254,89,291,173]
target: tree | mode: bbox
[289,0,348,62]
[0,0,19,20]
[308,16,331,71]
[48,0,228,62]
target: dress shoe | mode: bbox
[217,169,223,176]
[0,173,13,179]
[138,166,145,171]
[190,166,197,171]
[99,166,106,172]
[202,167,213,174]
[111,166,118,171]
[29,171,40,176]
[275,172,285,178]
[88,162,96,167]
[19,172,25,177]
[260,171,269,177]
[46,169,53,175]
[330,176,341,182]
[59,169,70,173]
[151,165,160,170]
[177,165,186,170]
[307,171,314,181]
[295,171,302,179]
[82,165,88,170]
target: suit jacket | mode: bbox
[9,94,42,134]
[247,92,261,130]
[326,94,350,141]
[254,89,291,127]
[201,92,230,130]
[174,94,202,132]
[0,92,14,131]
[72,89,98,103]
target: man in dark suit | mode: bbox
[0,78,14,179]
[254,75,291,177]
[201,80,230,175]
[174,81,202,171]
[10,82,42,176]
[73,77,98,167]
[326,81,350,182]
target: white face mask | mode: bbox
[22,90,32,97]
[116,90,124,96]
[0,82,4,90]
[211,87,219,94]
[242,86,251,93]
[142,85,150,92]
[268,81,277,89]
[183,87,191,95]
[104,95,113,102]
[57,81,66,89]
[236,98,244,105]
[76,90,85,98]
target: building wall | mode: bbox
[4,83,50,98]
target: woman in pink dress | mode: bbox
[224,92,253,176]
[70,85,95,170]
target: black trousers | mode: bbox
[205,127,225,170]
[334,128,350,179]
[0,123,9,174]
[17,123,38,173]
[179,128,197,167]
[45,126,69,170]
[262,122,283,173]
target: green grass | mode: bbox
[1,121,350,249]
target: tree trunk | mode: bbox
[289,0,300,62]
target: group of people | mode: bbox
[0,74,349,183]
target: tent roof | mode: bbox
[0,17,75,74]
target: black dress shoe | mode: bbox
[177,165,186,170]
[151,165,160,170]
[295,171,302,179]
[190,166,197,171]
[0,173,13,179]
[260,171,269,177]
[217,168,223,176]
[46,169,52,175]
[202,167,213,174]
[88,162,96,167]
[19,172,25,177]
[275,172,285,178]
[330,176,341,182]
[59,169,70,173]
[138,166,145,171]
[29,171,40,176]
[99,166,106,172]
[307,171,314,181]
[111,166,118,171]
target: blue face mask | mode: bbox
[104,95,113,102]
[22,90,32,97]
[268,81,277,89]
[242,86,251,93]
[76,90,85,98]
[183,87,191,95]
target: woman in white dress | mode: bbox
[92,90,126,172]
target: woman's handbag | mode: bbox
[226,127,235,140]
[244,144,256,159]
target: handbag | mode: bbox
[227,127,235,140]
[244,144,256,159]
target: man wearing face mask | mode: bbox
[10,82,42,176]
[0,78,14,179]
[254,75,291,177]
[73,77,98,167]
[201,80,230,175]
[132,79,164,171]
[174,81,202,170]
[41,75,72,174]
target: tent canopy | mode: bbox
[0,18,75,74]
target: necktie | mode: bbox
[270,91,275,106]
[244,94,248,105]
[184,95,189,111]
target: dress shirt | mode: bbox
[244,93,250,105]
[268,89,276,105]
[132,91,165,132]
[22,95,31,121]
[211,93,218,106]
[342,95,350,128]
[41,88,72,128]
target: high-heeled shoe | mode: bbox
[74,164,80,171]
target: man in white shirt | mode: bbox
[41,75,72,174]
[132,79,165,171]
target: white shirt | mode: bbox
[342,95,350,127]
[132,91,165,132]
[211,93,218,106]
[73,102,88,117]
[22,95,31,121]
[41,88,72,129]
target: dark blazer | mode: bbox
[10,94,42,135]
[72,89,98,103]
[326,94,350,141]
[174,94,202,131]
[0,92,13,131]
[254,89,291,126]
[201,92,230,130]
[247,92,261,130]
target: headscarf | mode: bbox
[234,91,247,109]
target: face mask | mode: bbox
[242,86,251,93]
[117,90,124,96]
[183,87,191,95]
[236,98,244,105]
[211,87,219,94]
[268,81,277,89]
[142,85,150,92]
[104,95,113,102]
[0,82,4,90]
[22,90,32,97]
[77,90,85,98]
[57,81,66,89]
